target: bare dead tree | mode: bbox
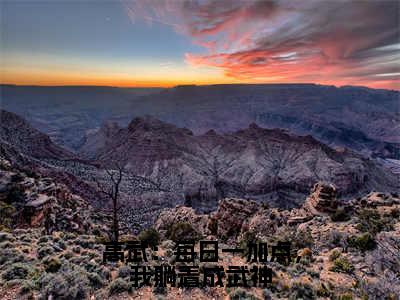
[93,162,124,242]
[91,159,187,238]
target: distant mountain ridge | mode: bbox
[133,84,400,158]
[1,83,399,158]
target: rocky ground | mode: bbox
[0,155,399,300]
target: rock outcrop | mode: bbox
[154,205,209,238]
[0,158,110,235]
[303,182,339,215]
[208,198,259,240]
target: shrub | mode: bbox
[356,209,393,235]
[239,231,259,258]
[29,267,42,283]
[138,228,160,248]
[60,251,73,260]
[64,232,77,240]
[0,232,14,243]
[76,237,94,249]
[39,264,90,300]
[2,263,31,281]
[208,217,218,235]
[99,266,111,281]
[91,226,103,236]
[38,236,50,244]
[0,248,25,266]
[339,294,354,300]
[87,262,102,274]
[166,222,201,242]
[272,226,314,258]
[329,250,341,261]
[87,272,104,289]
[37,246,54,259]
[330,257,354,274]
[153,285,166,295]
[261,202,270,210]
[331,208,351,222]
[94,257,102,265]
[20,235,32,243]
[295,229,315,249]
[389,207,399,218]
[70,255,89,265]
[290,263,307,275]
[56,241,66,250]
[0,201,16,228]
[0,241,13,249]
[229,287,260,299]
[86,250,98,260]
[328,230,347,249]
[94,235,110,244]
[0,224,11,232]
[4,278,24,288]
[289,281,316,300]
[108,278,129,295]
[316,283,330,297]
[72,246,81,254]
[19,279,36,295]
[347,233,376,252]
[44,257,62,273]
[117,265,131,279]
[263,289,272,300]
[307,269,320,278]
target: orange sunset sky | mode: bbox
[1,1,399,89]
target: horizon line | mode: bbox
[1,82,398,92]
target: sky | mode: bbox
[1,0,399,89]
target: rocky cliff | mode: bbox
[85,116,398,211]
[0,110,74,160]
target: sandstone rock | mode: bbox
[0,158,112,235]
[287,215,313,226]
[303,182,338,215]
[244,208,287,238]
[154,205,209,238]
[363,192,400,207]
[26,194,54,208]
[208,198,259,240]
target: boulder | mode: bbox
[208,198,259,240]
[25,194,54,208]
[303,182,338,214]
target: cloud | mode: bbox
[124,0,400,89]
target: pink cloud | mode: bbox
[124,0,400,89]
